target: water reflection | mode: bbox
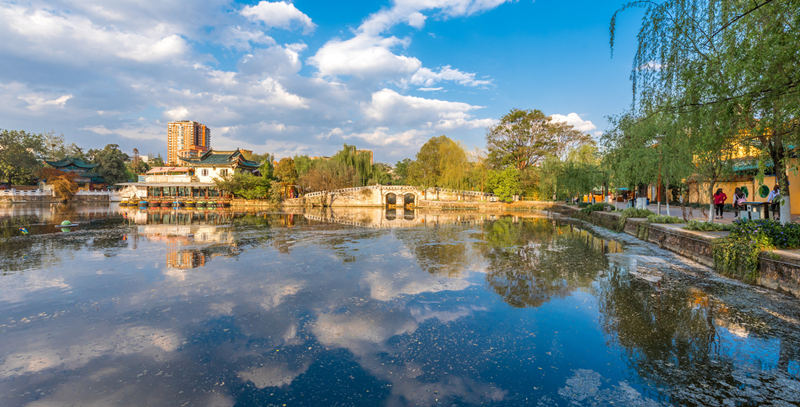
[0,205,798,406]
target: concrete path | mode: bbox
[608,202,774,224]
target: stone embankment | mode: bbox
[552,204,800,298]
[1,189,112,204]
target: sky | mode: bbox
[0,0,645,163]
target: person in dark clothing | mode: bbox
[713,188,727,219]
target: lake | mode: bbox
[1,204,799,406]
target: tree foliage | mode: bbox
[611,0,800,222]
[0,129,46,184]
[407,135,470,189]
[298,159,356,192]
[487,109,589,170]
[487,167,521,202]
[89,144,129,185]
[39,168,78,201]
[274,157,298,185]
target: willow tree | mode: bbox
[407,135,469,189]
[332,144,373,187]
[612,0,800,223]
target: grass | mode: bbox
[684,220,733,231]
[646,214,683,224]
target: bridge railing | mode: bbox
[300,185,494,199]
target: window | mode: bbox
[201,169,208,177]
[219,169,228,177]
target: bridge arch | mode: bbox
[385,192,397,206]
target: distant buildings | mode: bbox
[167,121,211,165]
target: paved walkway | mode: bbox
[608,202,782,224]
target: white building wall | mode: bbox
[195,167,233,183]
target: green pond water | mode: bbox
[0,204,798,406]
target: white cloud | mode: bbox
[409,66,491,87]
[0,5,188,64]
[310,0,507,86]
[550,112,597,134]
[0,0,508,161]
[241,1,316,33]
[363,89,493,131]
[343,127,429,147]
[165,107,190,121]
[310,34,421,79]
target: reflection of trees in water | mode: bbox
[394,224,471,277]
[597,267,800,405]
[479,217,610,308]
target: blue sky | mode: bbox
[0,0,644,162]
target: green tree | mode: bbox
[89,144,129,185]
[394,158,412,184]
[407,135,468,189]
[487,109,589,170]
[214,172,271,199]
[274,157,298,185]
[611,0,800,223]
[298,159,356,192]
[369,163,392,185]
[332,144,373,186]
[0,129,46,184]
[293,155,312,177]
[487,167,521,202]
[149,154,165,167]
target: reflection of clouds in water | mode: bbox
[364,269,472,301]
[0,273,70,303]
[411,305,486,323]
[313,309,418,352]
[23,367,235,407]
[555,369,662,407]
[312,304,504,406]
[238,361,311,389]
[260,281,304,310]
[0,325,179,378]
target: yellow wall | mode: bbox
[687,157,800,215]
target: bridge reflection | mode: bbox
[300,207,553,229]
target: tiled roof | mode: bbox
[45,157,97,169]
[179,149,260,168]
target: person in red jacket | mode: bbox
[713,188,727,219]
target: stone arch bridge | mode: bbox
[296,185,492,208]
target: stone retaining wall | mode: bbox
[554,204,800,298]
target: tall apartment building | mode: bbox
[166,121,211,164]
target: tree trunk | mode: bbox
[769,135,791,224]
[708,181,716,223]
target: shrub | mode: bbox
[615,208,654,231]
[646,214,682,224]
[731,219,800,249]
[577,202,590,208]
[712,219,800,282]
[685,220,733,231]
[713,232,773,283]
[580,203,611,215]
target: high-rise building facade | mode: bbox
[167,121,211,164]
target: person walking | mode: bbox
[713,188,727,219]
[767,185,781,220]
[733,187,745,218]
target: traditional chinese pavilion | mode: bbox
[44,157,105,188]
